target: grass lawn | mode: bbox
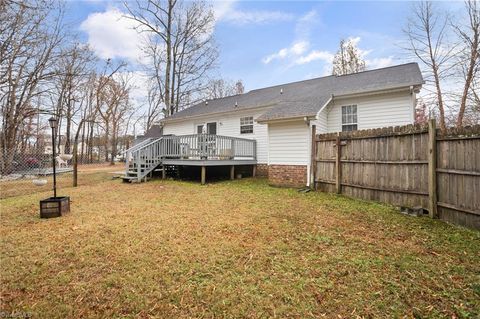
[1,177,479,318]
[0,164,120,199]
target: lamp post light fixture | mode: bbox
[40,116,70,218]
[48,117,58,197]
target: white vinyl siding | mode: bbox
[325,90,414,132]
[162,121,192,136]
[268,120,310,165]
[311,111,328,134]
[162,109,269,163]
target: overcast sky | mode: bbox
[64,0,462,110]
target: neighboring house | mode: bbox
[127,63,423,186]
[44,135,66,155]
[133,125,163,146]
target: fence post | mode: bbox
[310,125,317,189]
[335,133,342,194]
[428,119,438,218]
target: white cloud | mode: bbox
[80,8,146,62]
[295,10,318,39]
[223,10,293,25]
[263,30,396,76]
[212,0,236,21]
[125,71,150,102]
[262,41,309,64]
[366,57,395,69]
[213,0,293,25]
[291,41,309,55]
[295,50,334,65]
[261,10,321,65]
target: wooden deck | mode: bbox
[124,134,257,183]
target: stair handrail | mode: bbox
[130,137,163,155]
[128,137,164,181]
[123,137,153,154]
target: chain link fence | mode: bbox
[0,148,121,199]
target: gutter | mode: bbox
[256,115,317,124]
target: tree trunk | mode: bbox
[165,0,174,116]
[72,120,85,187]
[110,122,116,166]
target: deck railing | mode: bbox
[124,134,256,181]
[160,134,256,160]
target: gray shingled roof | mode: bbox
[162,63,423,123]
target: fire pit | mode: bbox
[40,196,70,218]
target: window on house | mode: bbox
[196,122,217,134]
[341,105,358,132]
[240,116,254,134]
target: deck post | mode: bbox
[230,165,235,180]
[201,166,206,185]
[252,165,256,177]
[162,165,166,179]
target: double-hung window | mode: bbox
[341,105,358,132]
[240,116,254,134]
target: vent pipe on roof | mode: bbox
[280,88,283,94]
[205,100,208,105]
[235,101,238,107]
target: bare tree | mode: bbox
[96,74,132,165]
[205,79,245,99]
[332,38,366,76]
[452,0,479,127]
[52,43,95,154]
[125,0,218,117]
[0,0,64,173]
[404,1,458,131]
[415,98,429,124]
[145,80,164,130]
[235,80,245,95]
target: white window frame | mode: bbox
[240,116,254,134]
[341,105,358,132]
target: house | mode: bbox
[125,63,423,186]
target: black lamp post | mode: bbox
[48,116,58,198]
[40,116,70,218]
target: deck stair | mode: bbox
[122,137,164,183]
[121,134,257,183]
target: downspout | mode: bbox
[309,95,334,188]
[304,117,311,188]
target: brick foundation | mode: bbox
[268,165,307,188]
[255,164,268,177]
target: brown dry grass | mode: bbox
[1,178,479,318]
[0,164,119,199]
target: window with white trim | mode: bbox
[240,116,254,134]
[341,105,358,132]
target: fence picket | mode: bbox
[314,122,480,229]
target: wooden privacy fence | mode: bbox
[313,120,480,230]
